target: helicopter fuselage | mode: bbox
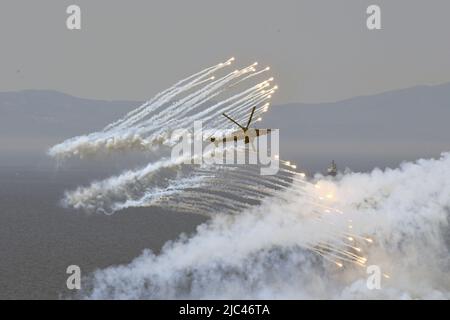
[210,128,272,146]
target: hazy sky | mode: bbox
[1,0,450,103]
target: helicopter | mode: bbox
[209,106,272,150]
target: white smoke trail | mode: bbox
[61,152,205,214]
[104,60,230,131]
[48,59,275,160]
[79,153,450,299]
[61,159,293,215]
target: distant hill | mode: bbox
[260,83,450,172]
[1,84,450,171]
[0,90,139,137]
[0,90,140,166]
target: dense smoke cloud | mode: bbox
[80,154,450,299]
